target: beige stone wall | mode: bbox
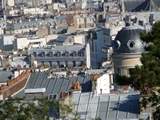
[113,54,142,76]
[36,26,49,38]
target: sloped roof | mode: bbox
[16,71,92,99]
[72,92,140,120]
[123,0,160,12]
[113,25,144,54]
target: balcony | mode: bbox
[33,56,85,62]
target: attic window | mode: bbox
[129,41,135,48]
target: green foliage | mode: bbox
[128,21,160,117]
[0,97,59,120]
[115,74,131,85]
[130,22,160,93]
[153,106,160,120]
[95,117,101,120]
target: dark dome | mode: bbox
[113,26,144,54]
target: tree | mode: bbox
[0,97,75,120]
[0,97,59,120]
[128,22,160,119]
[115,74,130,86]
[95,117,101,120]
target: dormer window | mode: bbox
[78,51,84,57]
[71,51,77,57]
[127,40,135,50]
[55,51,61,57]
[46,52,53,57]
[62,51,69,57]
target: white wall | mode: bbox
[74,34,86,45]
[3,35,14,45]
[86,43,91,68]
[53,3,66,11]
[16,38,29,49]
[7,0,15,7]
[96,73,110,95]
[0,28,4,35]
[9,9,20,16]
[46,0,52,4]
[81,0,88,9]
[29,37,46,46]
[14,28,38,34]
[16,34,57,50]
[45,34,58,42]
[0,95,3,100]
[23,8,49,15]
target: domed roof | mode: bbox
[113,26,144,54]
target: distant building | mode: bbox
[120,0,160,12]
[7,0,15,7]
[74,15,95,29]
[36,26,49,38]
[9,18,55,34]
[105,14,125,40]
[29,44,87,69]
[28,28,111,69]
[52,2,66,11]
[15,34,56,50]
[0,0,6,18]
[0,19,6,35]
[88,28,111,68]
[23,7,50,15]
[0,35,15,51]
[15,0,52,7]
[81,0,104,10]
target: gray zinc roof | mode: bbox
[16,71,91,99]
[0,70,13,83]
[123,0,149,12]
[13,18,55,30]
[113,25,144,54]
[72,92,140,120]
[123,0,160,12]
[29,44,85,54]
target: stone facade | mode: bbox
[113,53,141,76]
